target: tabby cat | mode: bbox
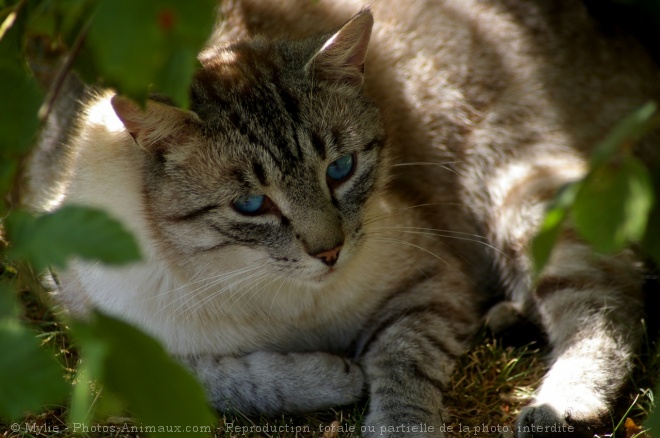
[28,0,660,436]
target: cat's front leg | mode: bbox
[179,350,364,416]
[515,239,645,437]
[358,275,481,438]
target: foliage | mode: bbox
[0,282,67,420]
[87,0,212,106]
[5,206,140,271]
[532,102,660,272]
[0,0,216,434]
[69,312,214,431]
[1,0,660,435]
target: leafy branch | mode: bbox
[532,102,660,273]
[0,0,216,434]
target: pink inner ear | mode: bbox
[344,12,372,67]
[346,39,369,68]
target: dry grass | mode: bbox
[1,263,658,438]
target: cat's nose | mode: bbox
[312,244,343,266]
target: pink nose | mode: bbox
[313,245,343,266]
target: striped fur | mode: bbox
[27,1,660,437]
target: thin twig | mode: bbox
[0,0,25,41]
[38,17,93,121]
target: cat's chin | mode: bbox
[313,266,338,283]
[292,265,341,288]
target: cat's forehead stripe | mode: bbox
[195,45,320,165]
[192,40,385,194]
[363,138,384,152]
[310,132,327,159]
[252,161,267,186]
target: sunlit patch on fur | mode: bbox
[85,92,126,134]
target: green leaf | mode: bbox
[0,3,41,168]
[36,0,96,46]
[642,168,660,266]
[0,281,18,319]
[70,312,215,435]
[649,383,660,436]
[0,66,42,158]
[532,104,659,273]
[572,157,654,253]
[5,205,141,271]
[0,161,17,213]
[0,282,68,420]
[87,0,215,106]
[155,46,197,107]
[591,102,659,168]
[69,327,108,425]
[531,182,580,274]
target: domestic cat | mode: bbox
[27,0,660,436]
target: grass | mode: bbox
[1,261,658,438]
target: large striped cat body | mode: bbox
[29,0,659,436]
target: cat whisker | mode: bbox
[267,276,287,327]
[224,272,273,315]
[155,264,264,312]
[178,271,266,320]
[369,226,488,240]
[391,161,463,175]
[362,202,473,227]
[174,267,269,318]
[196,268,269,308]
[205,267,271,306]
[367,226,510,259]
[368,236,473,284]
[242,274,282,312]
[144,263,263,307]
[218,272,286,322]
[170,276,237,318]
[173,261,268,293]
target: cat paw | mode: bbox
[486,301,525,334]
[516,404,596,437]
[485,301,544,346]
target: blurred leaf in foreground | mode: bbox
[532,102,659,273]
[87,0,216,106]
[71,312,215,436]
[0,282,67,421]
[572,157,654,254]
[532,182,580,274]
[5,205,141,271]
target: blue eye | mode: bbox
[326,154,355,182]
[233,194,266,215]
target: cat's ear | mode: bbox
[306,9,373,86]
[111,95,200,154]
